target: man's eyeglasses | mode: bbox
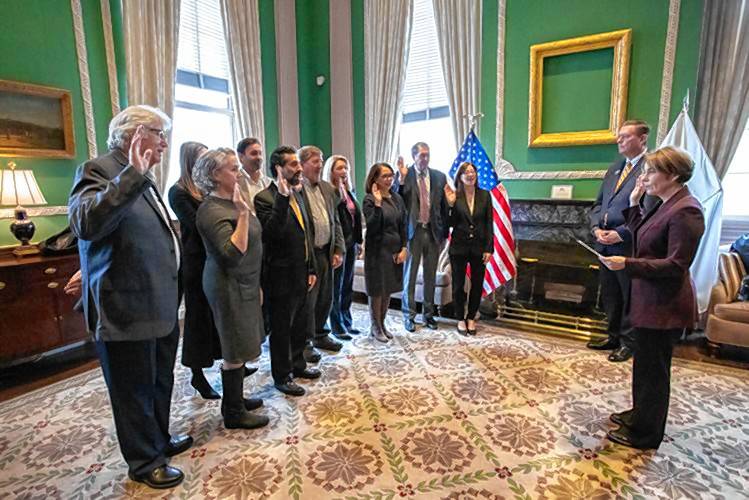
[144,126,167,141]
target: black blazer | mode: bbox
[397,166,449,243]
[335,187,363,249]
[68,149,180,341]
[448,188,493,257]
[254,183,317,296]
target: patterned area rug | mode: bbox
[1,304,749,499]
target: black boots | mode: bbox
[380,297,393,339]
[190,368,220,400]
[369,297,388,343]
[220,366,269,429]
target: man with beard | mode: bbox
[254,146,321,396]
[236,137,271,205]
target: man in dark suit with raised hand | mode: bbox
[397,141,449,332]
[68,105,191,490]
[255,146,321,396]
[588,120,652,362]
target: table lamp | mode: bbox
[0,161,48,257]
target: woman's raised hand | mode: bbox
[232,183,251,213]
[444,183,456,207]
[372,183,382,206]
[630,173,646,207]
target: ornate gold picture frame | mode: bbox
[0,80,75,159]
[528,29,632,148]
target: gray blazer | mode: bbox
[306,180,346,262]
[68,149,181,341]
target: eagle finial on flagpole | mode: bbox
[463,112,484,132]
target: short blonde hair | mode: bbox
[192,148,236,195]
[645,146,693,184]
[323,155,352,190]
[107,105,172,151]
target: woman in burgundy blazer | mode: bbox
[599,146,705,450]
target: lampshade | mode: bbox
[0,169,48,207]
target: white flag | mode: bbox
[660,109,723,314]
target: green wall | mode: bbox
[0,0,118,247]
[350,0,702,203]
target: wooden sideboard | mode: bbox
[0,248,87,364]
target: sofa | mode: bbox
[353,243,453,313]
[705,251,749,347]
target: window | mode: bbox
[397,0,455,171]
[167,0,235,202]
[722,121,749,217]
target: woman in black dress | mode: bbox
[168,141,223,399]
[194,148,268,430]
[444,162,494,335]
[324,155,363,339]
[362,163,408,343]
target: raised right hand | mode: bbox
[630,173,646,207]
[397,155,408,179]
[128,125,154,175]
[276,167,290,196]
[232,183,251,213]
[372,183,382,206]
[444,183,456,206]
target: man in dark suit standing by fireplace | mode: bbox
[588,120,653,363]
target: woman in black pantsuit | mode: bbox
[445,162,493,335]
[362,163,408,343]
[599,146,705,449]
[168,141,223,399]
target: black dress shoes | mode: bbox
[129,465,184,489]
[313,335,343,352]
[332,331,353,341]
[275,379,306,396]
[303,345,322,363]
[425,318,438,330]
[244,365,258,377]
[404,318,416,332]
[164,435,193,457]
[586,338,620,350]
[610,409,634,427]
[606,427,659,450]
[347,327,361,334]
[608,345,634,362]
[293,367,322,379]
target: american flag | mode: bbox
[448,129,516,294]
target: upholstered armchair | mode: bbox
[705,251,749,348]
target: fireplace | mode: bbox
[496,199,608,340]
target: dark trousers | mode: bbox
[403,226,441,320]
[630,327,682,445]
[308,245,333,340]
[330,245,356,335]
[268,287,309,383]
[450,253,485,320]
[600,265,634,348]
[95,324,179,476]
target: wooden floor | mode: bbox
[1,321,748,404]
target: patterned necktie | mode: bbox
[418,171,430,224]
[615,161,633,192]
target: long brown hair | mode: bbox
[453,162,477,194]
[177,141,207,200]
[365,162,393,194]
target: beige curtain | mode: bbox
[695,0,749,179]
[432,0,482,148]
[220,0,266,148]
[123,0,181,193]
[365,0,413,169]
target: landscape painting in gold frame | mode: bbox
[0,80,75,159]
[528,29,632,148]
